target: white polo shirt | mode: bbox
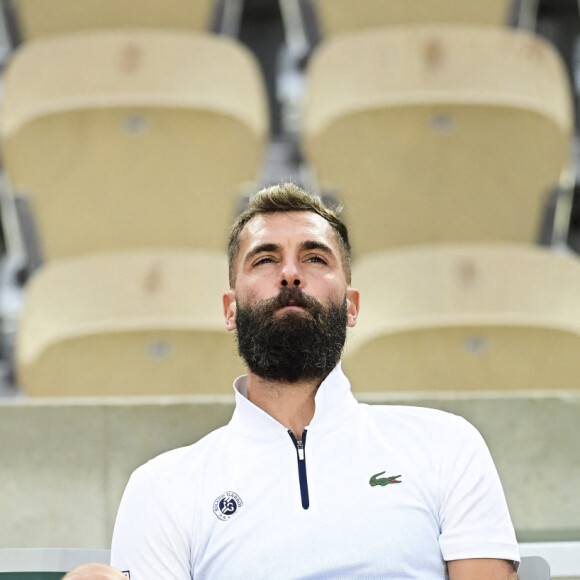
[111,364,519,579]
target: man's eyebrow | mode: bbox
[244,242,281,263]
[243,240,336,264]
[300,240,336,256]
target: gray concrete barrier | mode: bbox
[1,390,579,549]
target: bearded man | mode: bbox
[112,183,519,579]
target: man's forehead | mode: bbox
[239,211,338,252]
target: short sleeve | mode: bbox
[437,417,520,565]
[111,462,192,580]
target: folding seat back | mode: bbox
[0,30,268,260]
[519,542,580,579]
[11,0,216,39]
[343,244,580,392]
[16,250,245,396]
[303,26,573,256]
[311,0,513,37]
[517,556,550,580]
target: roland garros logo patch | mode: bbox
[213,491,243,521]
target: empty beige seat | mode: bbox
[343,244,580,392]
[0,30,268,260]
[303,25,573,256]
[11,0,216,39]
[16,250,245,396]
[311,0,513,37]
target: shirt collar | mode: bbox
[228,363,358,437]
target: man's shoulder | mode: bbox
[360,402,475,435]
[362,402,457,420]
[134,424,232,482]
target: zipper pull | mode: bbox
[297,440,305,461]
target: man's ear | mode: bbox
[346,287,360,328]
[223,290,237,332]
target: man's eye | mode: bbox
[254,257,274,266]
[307,255,327,264]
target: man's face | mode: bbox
[223,211,359,382]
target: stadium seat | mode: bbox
[0,30,268,260]
[15,250,245,396]
[343,244,580,392]
[519,542,580,579]
[0,548,110,579]
[518,556,550,579]
[310,0,513,37]
[10,0,216,40]
[302,25,574,256]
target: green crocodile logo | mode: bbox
[369,471,402,487]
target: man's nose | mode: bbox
[281,278,301,287]
[280,259,302,288]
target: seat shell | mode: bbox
[312,0,513,38]
[343,244,580,391]
[0,30,268,259]
[303,25,573,255]
[12,0,216,39]
[16,250,245,396]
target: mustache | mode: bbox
[263,286,322,311]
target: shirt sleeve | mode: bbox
[111,462,192,580]
[437,416,520,565]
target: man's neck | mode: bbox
[245,373,324,438]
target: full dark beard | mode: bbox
[235,287,348,383]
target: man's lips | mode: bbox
[275,299,310,316]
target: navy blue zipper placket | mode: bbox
[288,429,310,510]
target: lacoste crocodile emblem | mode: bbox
[369,471,402,487]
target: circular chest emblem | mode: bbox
[213,491,243,521]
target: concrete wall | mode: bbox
[1,390,579,551]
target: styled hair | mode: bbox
[227,182,351,287]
